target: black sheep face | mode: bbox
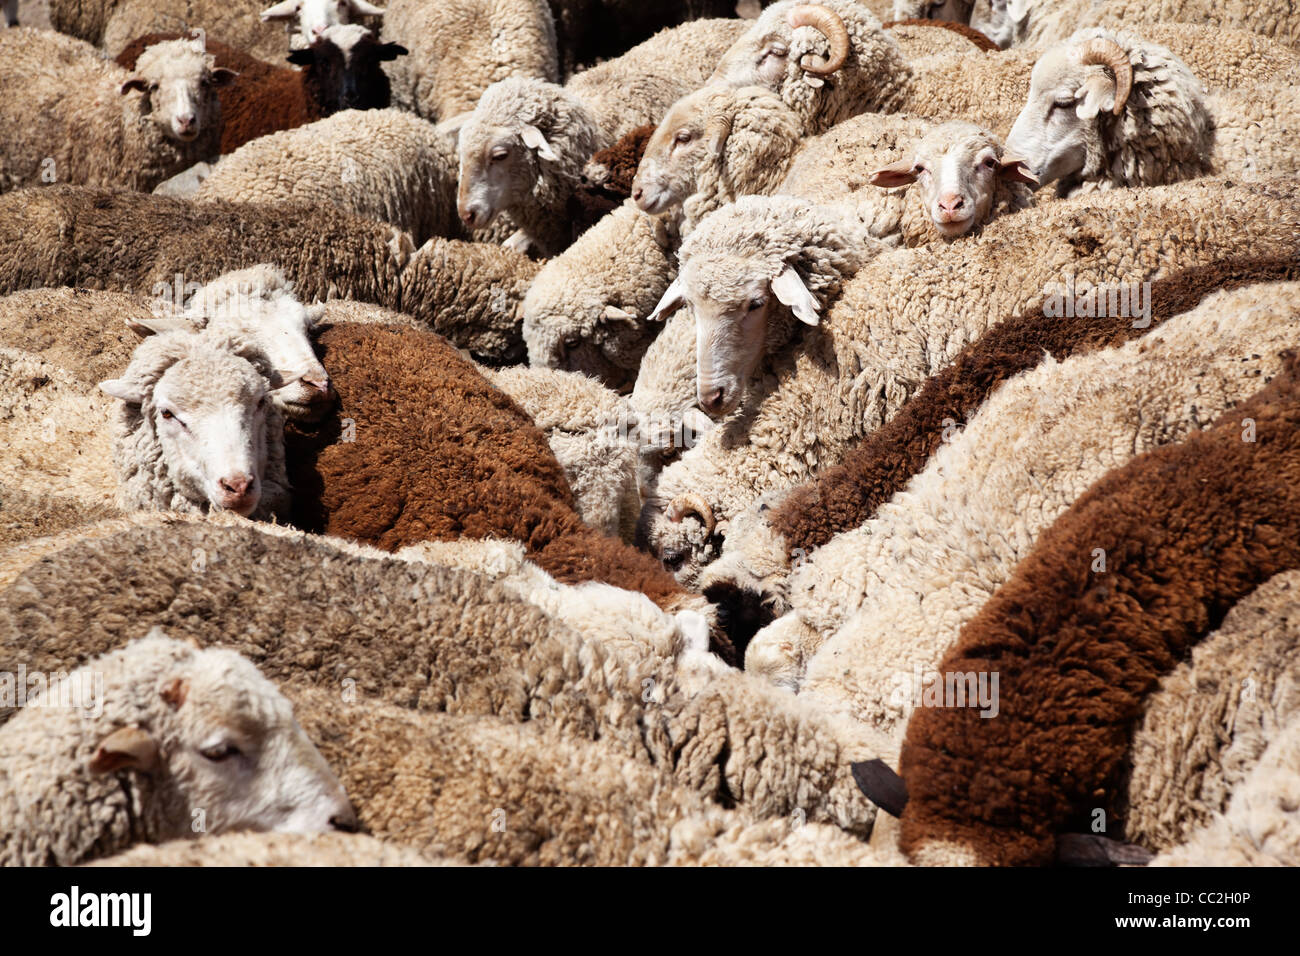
[287,23,406,114]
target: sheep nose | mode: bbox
[632,185,644,202]
[700,387,726,414]
[460,208,477,227]
[329,806,358,832]
[219,474,252,498]
[938,194,965,212]
[177,115,196,132]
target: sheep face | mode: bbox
[261,0,386,43]
[709,2,852,92]
[870,121,1036,239]
[285,24,406,113]
[650,258,820,419]
[969,0,1029,49]
[632,90,730,216]
[79,635,356,840]
[101,345,275,517]
[120,40,236,143]
[1006,39,1133,188]
[456,122,555,232]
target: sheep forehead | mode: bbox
[682,253,774,311]
[133,41,214,83]
[155,352,267,413]
[319,22,371,56]
[916,123,1001,167]
[181,648,295,736]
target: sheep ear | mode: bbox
[374,42,407,61]
[99,378,148,404]
[647,279,687,322]
[704,113,733,157]
[126,315,188,337]
[210,68,239,87]
[521,124,559,163]
[1074,77,1111,120]
[771,264,819,326]
[89,726,160,775]
[997,153,1039,185]
[435,111,472,140]
[869,157,919,188]
[347,0,386,14]
[602,305,638,324]
[160,677,190,710]
[119,77,150,96]
[260,0,301,22]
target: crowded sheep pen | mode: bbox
[3,0,1300,876]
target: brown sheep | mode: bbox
[569,123,656,235]
[897,350,1300,866]
[284,321,736,663]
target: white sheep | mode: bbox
[447,17,748,255]
[0,29,235,194]
[633,178,1300,585]
[194,108,462,246]
[260,0,386,45]
[1006,29,1298,198]
[379,0,559,121]
[0,631,354,866]
[99,328,291,520]
[776,282,1300,751]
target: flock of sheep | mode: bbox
[1,0,1299,868]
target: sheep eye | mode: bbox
[913,164,927,175]
[747,297,766,312]
[160,409,173,420]
[199,742,241,762]
[674,130,692,145]
[982,156,998,169]
[490,147,509,161]
[767,43,788,58]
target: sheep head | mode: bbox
[870,120,1036,239]
[710,2,852,90]
[100,331,281,517]
[261,0,385,44]
[285,23,405,114]
[969,0,1032,49]
[29,632,355,854]
[1005,33,1136,189]
[119,37,237,143]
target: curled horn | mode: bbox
[1077,37,1133,115]
[668,493,716,535]
[787,4,850,76]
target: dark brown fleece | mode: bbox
[882,18,1000,53]
[897,351,1300,866]
[117,33,320,155]
[283,322,735,663]
[569,124,656,239]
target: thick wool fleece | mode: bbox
[0,519,881,831]
[90,0,303,63]
[281,321,724,653]
[898,352,1300,867]
[570,123,656,235]
[196,108,461,245]
[701,256,1300,645]
[116,32,322,155]
[89,831,452,866]
[639,179,1300,586]
[1002,0,1300,50]
[1121,571,1300,853]
[883,18,999,55]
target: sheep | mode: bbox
[259,0,385,45]
[195,108,461,245]
[0,516,886,833]
[47,0,288,61]
[775,281,1300,738]
[0,30,235,194]
[0,631,354,866]
[970,0,1300,51]
[482,365,641,542]
[379,0,560,121]
[632,177,1300,586]
[100,328,292,520]
[116,27,408,156]
[0,186,538,365]
[698,255,1300,653]
[895,350,1300,866]
[1004,29,1299,199]
[569,123,656,232]
[1123,570,1300,857]
[90,831,452,866]
[448,18,749,255]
